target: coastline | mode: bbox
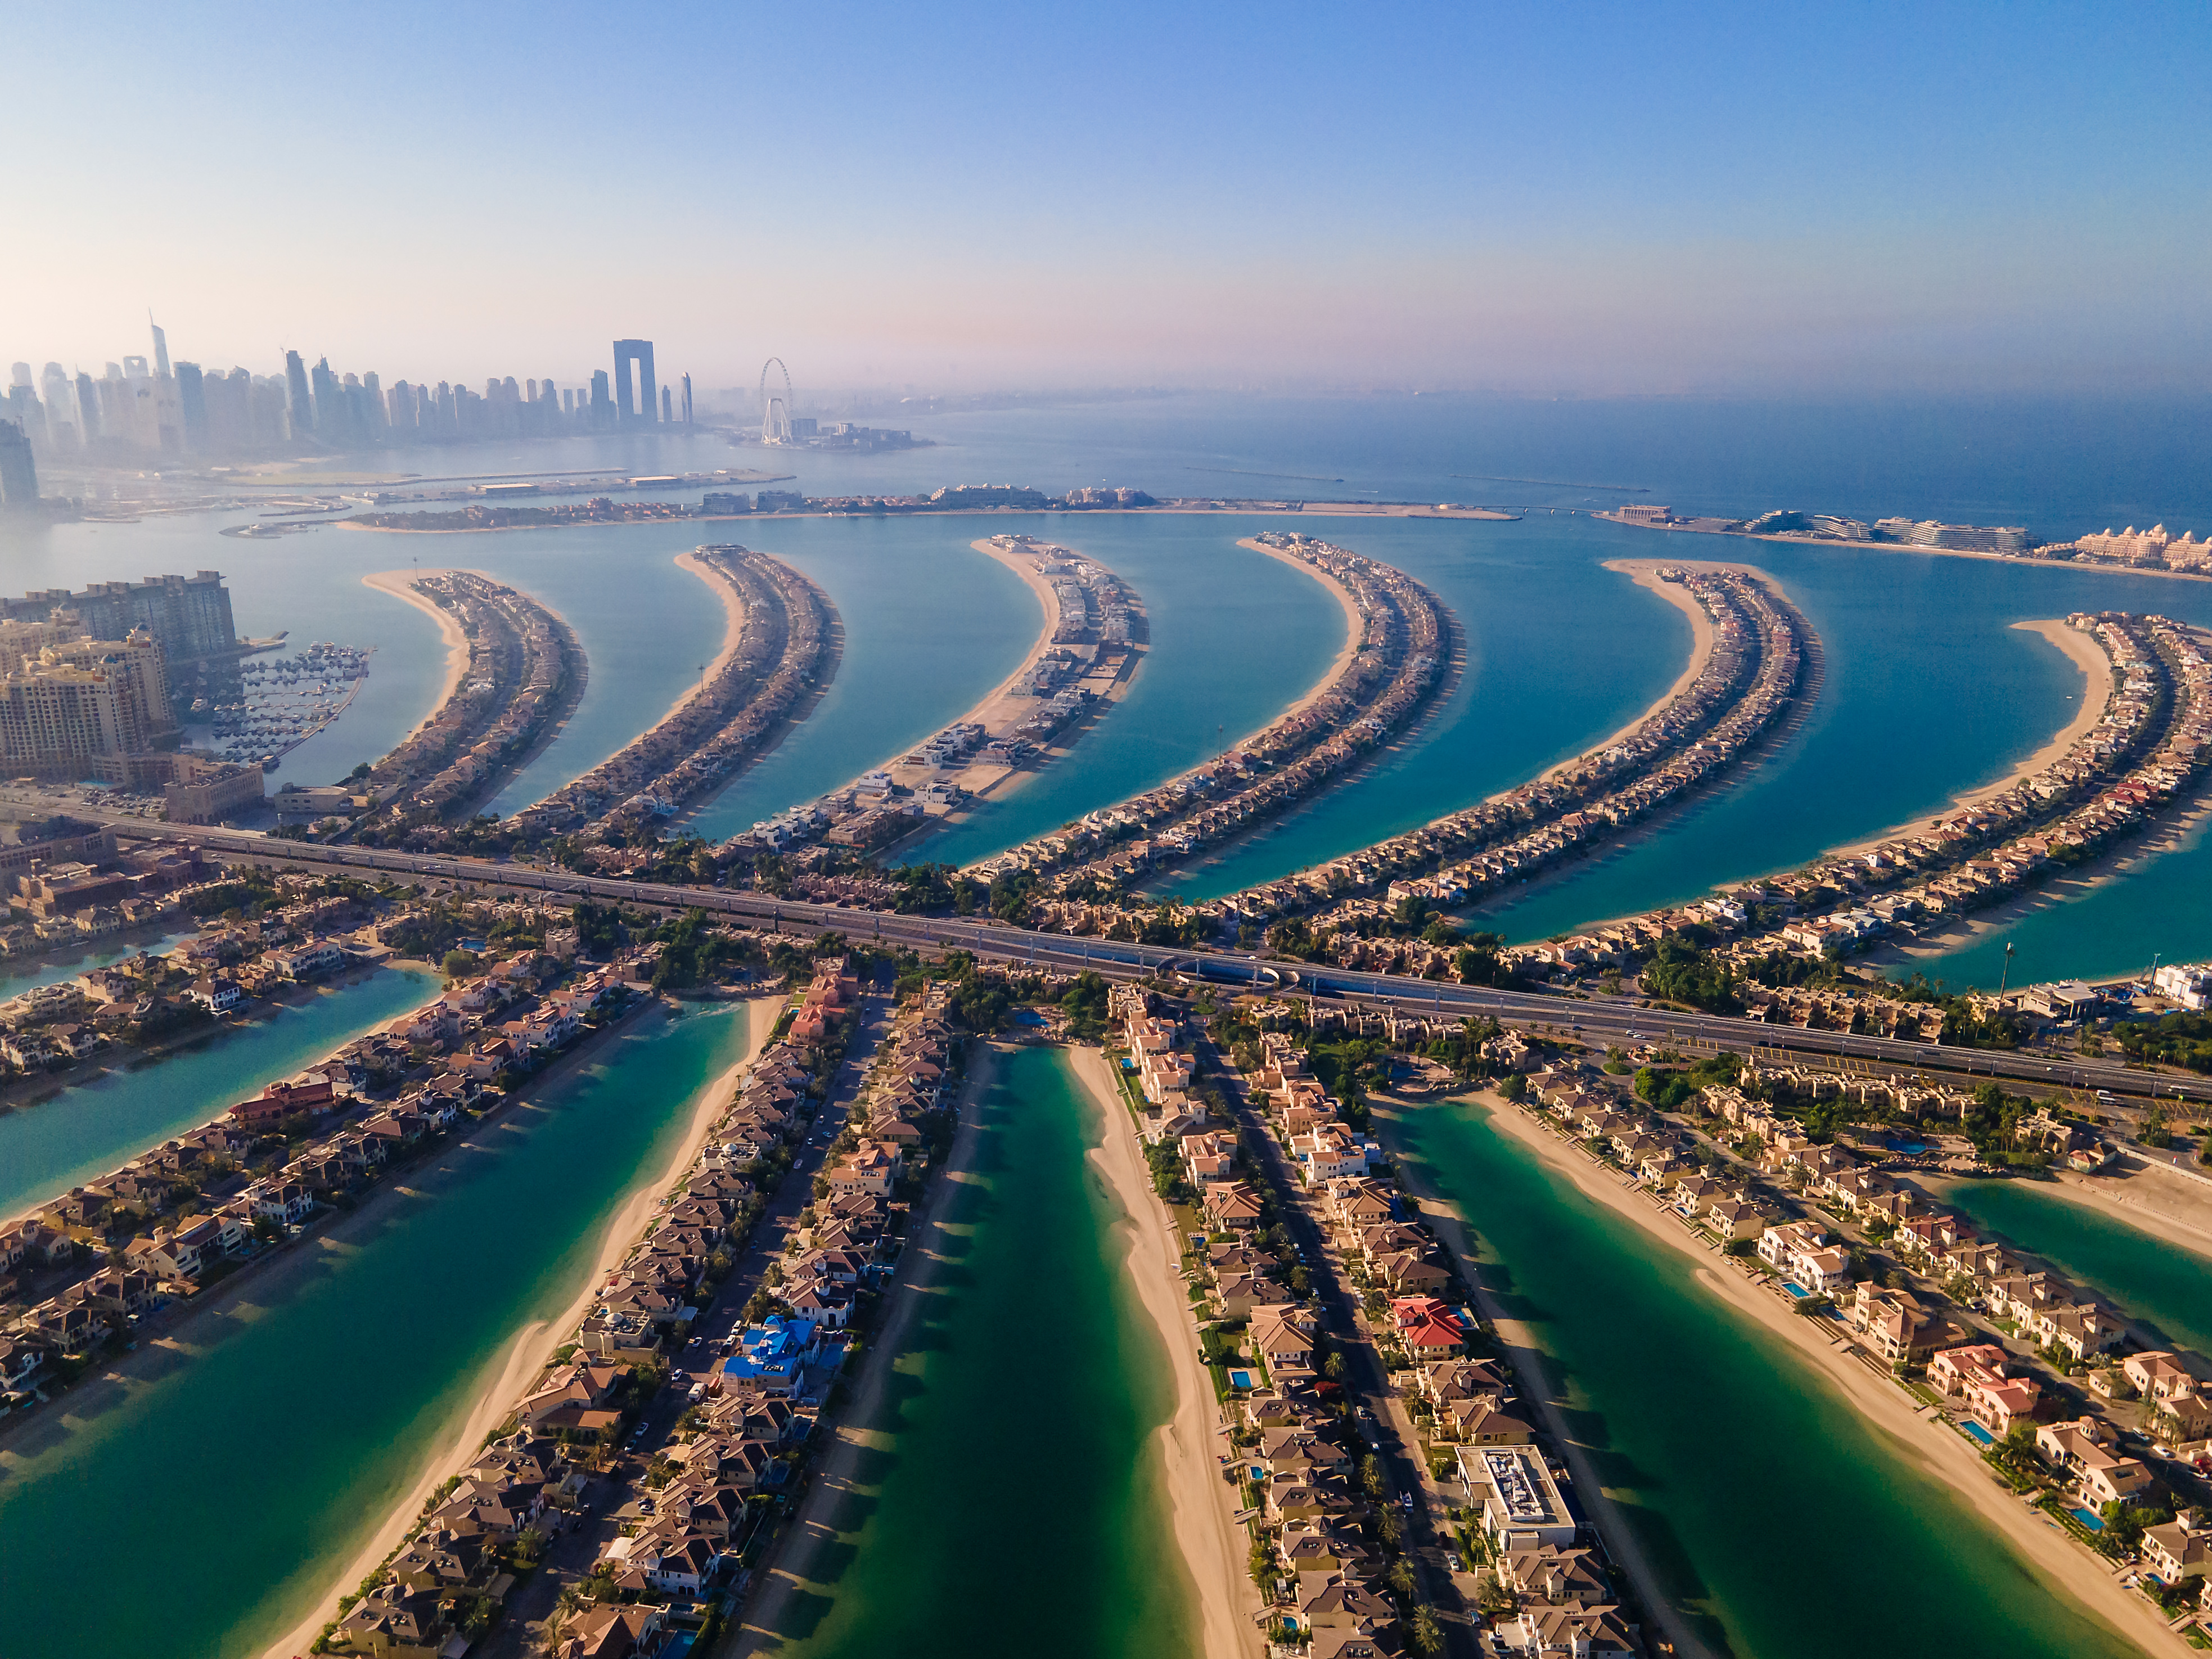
[1380,1099,1723,1659]
[1594,512,2212,588]
[1070,1043,1260,1659]
[666,549,755,733]
[732,1042,1003,1652]
[259,993,780,1659]
[1940,1164,2212,1260]
[363,569,471,710]
[1575,560,1721,778]
[1829,617,2108,860]
[1238,535,1365,728]
[1463,1093,2186,1658]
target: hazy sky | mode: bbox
[10,1,2211,394]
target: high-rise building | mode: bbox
[38,364,76,449]
[0,420,38,510]
[612,339,656,426]
[4,366,40,447]
[74,371,101,443]
[0,629,173,783]
[660,384,673,423]
[681,372,693,425]
[175,362,207,448]
[149,317,171,379]
[1,571,237,665]
[310,357,342,442]
[283,349,314,438]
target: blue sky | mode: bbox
[10,1,2211,393]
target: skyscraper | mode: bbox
[175,362,207,448]
[612,339,656,426]
[283,350,314,438]
[0,421,39,510]
[149,317,171,379]
[5,366,41,447]
[74,371,101,443]
[39,364,76,449]
[681,372,693,425]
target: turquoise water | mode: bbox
[684,519,1038,840]
[759,1044,1195,1659]
[1937,1176,2212,1359]
[917,517,1342,867]
[0,1000,752,1659]
[0,966,435,1222]
[1474,533,2212,945]
[1392,1096,2141,1659]
[1150,517,1685,901]
[0,927,195,1002]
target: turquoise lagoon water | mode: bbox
[0,1001,753,1659]
[1936,1176,2212,1359]
[0,966,435,1222]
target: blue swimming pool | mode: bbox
[1783,1282,1811,1299]
[2071,1507,2106,1531]
[1961,1421,1997,1446]
[1227,1369,1254,1389]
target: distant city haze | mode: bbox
[6,2,2211,394]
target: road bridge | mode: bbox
[134,825,2212,1107]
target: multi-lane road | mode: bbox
[139,825,2212,1107]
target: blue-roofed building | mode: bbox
[717,1315,819,1397]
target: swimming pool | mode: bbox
[1783,1282,1812,1299]
[2071,1507,2106,1532]
[1227,1369,1254,1390]
[1961,1421,1997,1446]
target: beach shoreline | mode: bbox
[1238,535,1365,731]
[1578,560,1720,778]
[732,1042,1003,1653]
[666,549,754,733]
[363,568,471,709]
[259,993,780,1659]
[1458,1092,2186,1658]
[1070,1043,1261,1659]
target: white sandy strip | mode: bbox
[662,550,753,734]
[1577,560,1723,777]
[1472,1097,2187,1658]
[363,570,470,711]
[262,993,782,1659]
[1237,537,1364,730]
[1070,1044,1262,1659]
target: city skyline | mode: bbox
[7,2,2211,395]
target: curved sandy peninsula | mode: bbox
[363,569,472,710]
[1454,1094,2188,1659]
[261,994,783,1659]
[663,549,754,733]
[1070,1044,1263,1659]
[1575,560,1724,777]
[1238,535,1365,731]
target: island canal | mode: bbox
[0,965,436,1224]
[1936,1175,2212,1360]
[0,1001,753,1659]
[1388,1095,2141,1659]
[749,1044,1197,1659]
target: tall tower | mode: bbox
[681,372,693,425]
[0,420,38,510]
[149,315,172,378]
[612,339,656,426]
[283,350,314,437]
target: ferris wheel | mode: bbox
[759,357,794,444]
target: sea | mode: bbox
[5,393,2212,1656]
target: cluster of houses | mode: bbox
[1526,611,2210,1008]
[1,919,639,1420]
[973,533,1445,897]
[1520,1048,2212,1606]
[516,547,830,838]
[1236,568,1800,942]
[364,571,570,827]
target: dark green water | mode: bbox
[0,967,437,1223]
[1391,1097,2139,1659]
[1938,1177,2212,1359]
[0,1001,751,1658]
[760,1044,1195,1659]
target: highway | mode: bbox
[140,825,2212,1107]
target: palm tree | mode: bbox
[1412,1605,1444,1656]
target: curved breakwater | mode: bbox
[1390,1096,2140,1659]
[0,1000,753,1659]
[753,1044,1197,1659]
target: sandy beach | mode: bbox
[665,549,754,730]
[262,993,781,1659]
[363,569,471,710]
[733,1043,1005,1653]
[1070,1043,1262,1659]
[1463,1094,2188,1659]
[1570,560,1723,777]
[1238,535,1365,729]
